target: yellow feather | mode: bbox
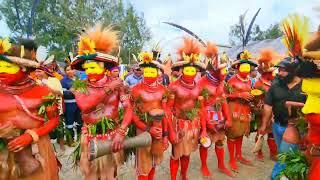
[281,14,310,57]
[82,24,119,54]
[240,50,252,60]
[20,45,25,58]
[0,38,12,54]
[78,37,96,55]
[138,51,153,63]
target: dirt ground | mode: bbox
[57,133,275,180]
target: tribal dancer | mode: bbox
[0,39,59,179]
[297,25,320,180]
[168,37,207,180]
[198,42,234,177]
[125,50,169,180]
[71,24,132,180]
[254,49,278,161]
[226,50,257,171]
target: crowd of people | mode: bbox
[0,14,319,180]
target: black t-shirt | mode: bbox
[264,78,306,126]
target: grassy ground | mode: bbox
[57,133,275,180]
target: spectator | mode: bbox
[250,66,259,87]
[61,65,82,146]
[171,69,181,82]
[157,69,170,86]
[124,65,143,87]
[109,66,120,79]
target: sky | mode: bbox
[0,0,319,56]
[129,0,320,54]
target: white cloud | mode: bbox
[131,0,320,56]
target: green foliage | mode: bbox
[296,111,308,134]
[118,108,124,123]
[72,77,88,94]
[252,24,283,41]
[87,117,116,136]
[229,23,283,46]
[277,150,309,180]
[0,0,151,61]
[71,138,81,169]
[200,88,209,99]
[224,82,234,94]
[250,114,258,132]
[38,93,58,121]
[181,100,200,120]
[0,139,6,151]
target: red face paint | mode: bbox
[0,70,26,85]
[182,74,195,83]
[144,77,157,84]
[87,73,105,82]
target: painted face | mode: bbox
[182,66,197,76]
[0,60,20,74]
[220,67,228,75]
[83,61,105,82]
[143,67,158,78]
[0,60,25,85]
[239,63,251,73]
[82,61,104,75]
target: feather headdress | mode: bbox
[0,38,41,68]
[139,51,153,64]
[71,23,120,71]
[231,50,257,69]
[281,14,310,57]
[137,51,164,70]
[173,37,205,70]
[257,48,282,73]
[78,37,95,56]
[203,41,219,69]
[152,41,162,60]
[297,25,320,77]
[0,38,11,54]
[177,37,201,62]
[82,24,119,54]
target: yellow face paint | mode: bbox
[82,61,104,75]
[239,63,251,73]
[220,67,228,75]
[0,60,20,74]
[143,67,158,78]
[182,66,196,76]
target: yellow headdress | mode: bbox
[172,37,205,70]
[72,23,120,71]
[281,14,310,57]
